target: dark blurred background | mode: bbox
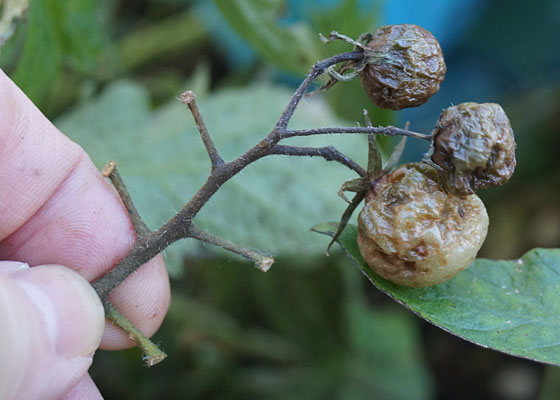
[2,0,560,399]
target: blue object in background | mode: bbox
[381,0,483,49]
[285,0,484,48]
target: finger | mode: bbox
[0,262,104,400]
[0,156,171,348]
[0,70,171,348]
[0,69,81,241]
[61,374,103,400]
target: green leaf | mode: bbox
[214,0,322,75]
[11,0,106,106]
[56,80,367,274]
[116,9,207,73]
[312,222,560,366]
[57,0,106,74]
[11,0,63,104]
[214,0,380,76]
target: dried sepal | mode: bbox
[327,190,366,255]
[383,136,407,172]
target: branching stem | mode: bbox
[274,51,364,132]
[179,90,225,171]
[282,126,430,141]
[104,299,167,366]
[102,161,150,239]
[93,50,435,346]
[188,224,274,272]
[270,144,366,177]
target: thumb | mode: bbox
[0,262,105,400]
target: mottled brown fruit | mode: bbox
[357,164,488,287]
[431,102,516,195]
[360,24,446,110]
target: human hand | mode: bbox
[0,70,171,399]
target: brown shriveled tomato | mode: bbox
[357,163,488,287]
[360,24,446,110]
[431,102,516,195]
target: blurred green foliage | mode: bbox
[92,257,433,399]
[10,0,108,105]
[2,0,559,398]
[214,0,322,75]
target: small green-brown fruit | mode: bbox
[357,164,488,287]
[360,24,446,110]
[431,102,516,195]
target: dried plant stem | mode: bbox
[104,299,167,366]
[101,161,165,362]
[178,90,224,171]
[102,161,150,239]
[274,51,364,132]
[188,224,274,272]
[92,50,435,358]
[93,145,272,298]
[93,50,431,297]
[270,144,366,177]
[282,126,430,141]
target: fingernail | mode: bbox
[13,265,105,358]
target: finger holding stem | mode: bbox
[101,161,165,364]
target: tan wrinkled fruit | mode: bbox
[357,164,488,287]
[431,102,516,195]
[360,24,446,110]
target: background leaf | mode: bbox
[214,0,322,75]
[11,0,106,106]
[313,222,560,366]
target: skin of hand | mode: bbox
[0,69,171,399]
